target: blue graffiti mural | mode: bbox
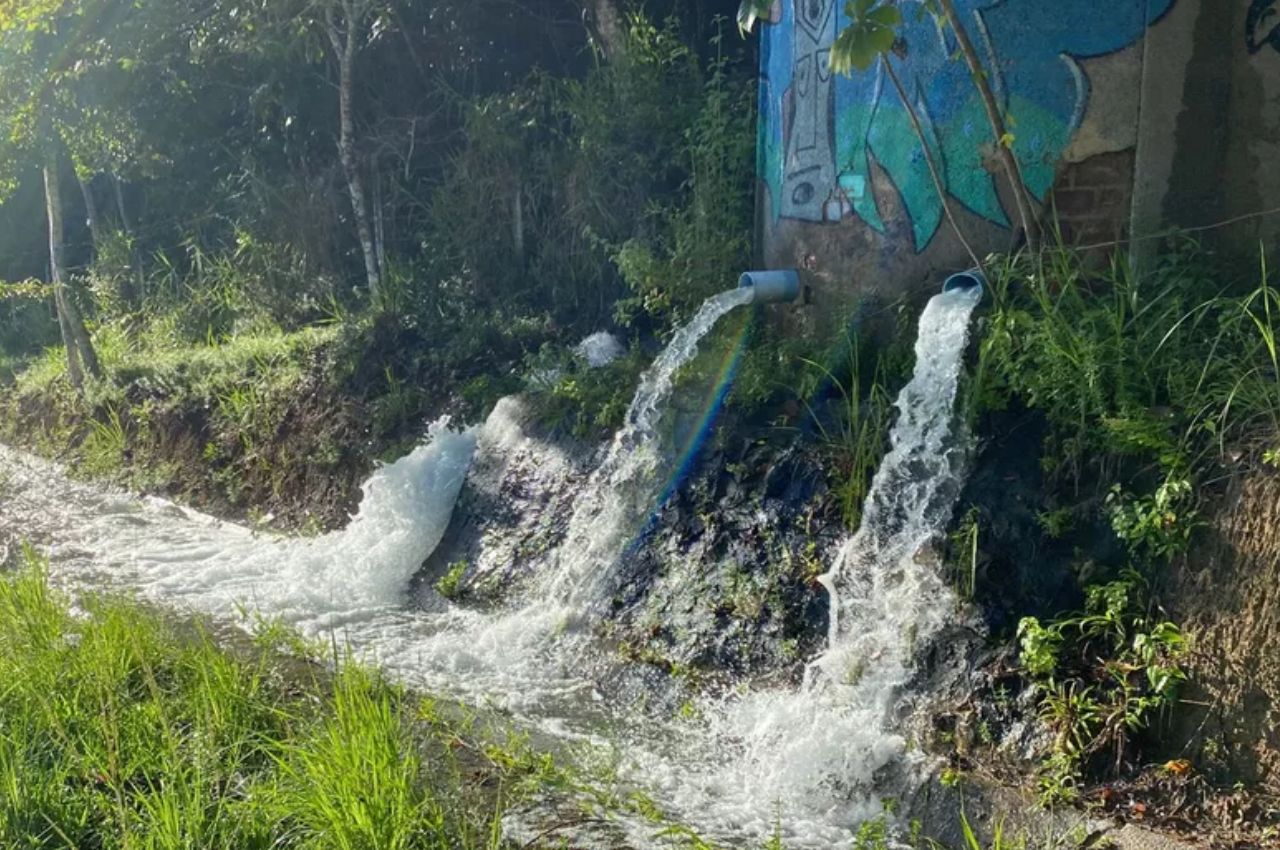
[759,0,1175,250]
[1248,0,1280,53]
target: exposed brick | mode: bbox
[1070,222,1127,247]
[1070,151,1135,188]
[1049,188,1098,217]
[1095,187,1131,210]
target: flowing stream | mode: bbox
[0,285,981,848]
[545,285,754,607]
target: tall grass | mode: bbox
[983,241,1279,485]
[0,548,505,850]
[802,339,894,530]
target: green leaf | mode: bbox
[737,0,773,35]
[866,5,902,26]
[867,22,898,54]
[831,27,878,74]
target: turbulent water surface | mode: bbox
[0,286,982,848]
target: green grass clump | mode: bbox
[981,241,1279,499]
[0,547,509,850]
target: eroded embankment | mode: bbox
[1171,470,1280,789]
[0,317,518,531]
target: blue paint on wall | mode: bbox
[759,0,1175,251]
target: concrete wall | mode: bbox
[1135,0,1280,267]
[756,0,1280,334]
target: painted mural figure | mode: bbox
[758,0,1176,251]
[781,0,839,221]
[1247,0,1280,54]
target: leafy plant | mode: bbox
[435,560,469,601]
[946,507,982,600]
[80,405,128,476]
[978,241,1280,570]
[830,0,902,74]
[611,20,756,329]
[1018,571,1189,798]
[1107,476,1197,562]
[526,344,647,441]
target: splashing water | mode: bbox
[543,285,754,606]
[0,285,983,849]
[604,285,985,846]
[815,286,982,697]
[3,418,477,631]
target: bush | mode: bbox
[983,242,1278,480]
[1018,571,1188,802]
[423,13,755,337]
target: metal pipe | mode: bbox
[942,269,986,299]
[738,269,801,304]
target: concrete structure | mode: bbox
[755,0,1280,332]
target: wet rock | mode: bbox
[416,396,594,604]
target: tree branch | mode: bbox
[936,0,1040,252]
[881,56,984,274]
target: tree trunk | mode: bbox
[584,0,625,59]
[77,172,104,256]
[111,174,144,307]
[44,157,101,391]
[512,186,525,267]
[936,0,1040,251]
[373,166,387,279]
[52,287,84,392]
[328,1,381,299]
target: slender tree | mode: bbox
[828,0,983,272]
[0,3,106,391]
[934,0,1040,250]
[322,0,383,298]
[43,152,100,388]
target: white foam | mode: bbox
[0,286,982,849]
[7,418,476,631]
[575,331,626,368]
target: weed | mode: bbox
[526,344,647,441]
[983,242,1279,555]
[1018,571,1188,799]
[80,406,128,477]
[373,366,424,437]
[801,337,895,530]
[854,815,890,850]
[1106,475,1198,563]
[946,507,982,600]
[1,548,698,849]
[435,561,469,601]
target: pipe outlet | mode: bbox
[942,269,986,299]
[738,269,801,305]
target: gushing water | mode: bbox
[544,285,754,606]
[3,418,477,630]
[0,285,982,849]
[608,286,985,845]
[814,285,983,700]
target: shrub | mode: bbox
[1018,571,1188,801]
